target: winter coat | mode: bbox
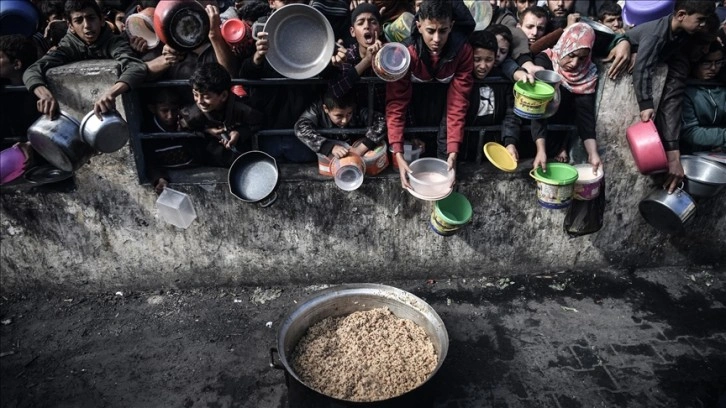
[681,82,726,150]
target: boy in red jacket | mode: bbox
[386,0,474,189]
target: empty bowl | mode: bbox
[408,158,454,196]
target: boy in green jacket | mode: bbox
[22,0,147,120]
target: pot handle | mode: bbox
[269,347,284,370]
[251,21,265,40]
[258,191,278,208]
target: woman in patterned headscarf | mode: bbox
[530,22,601,176]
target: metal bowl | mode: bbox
[274,284,448,403]
[681,155,726,198]
[262,4,335,79]
[80,110,129,153]
[27,111,93,172]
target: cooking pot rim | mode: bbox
[228,150,278,202]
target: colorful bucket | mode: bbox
[573,164,603,201]
[529,163,579,209]
[353,140,389,175]
[330,153,366,191]
[429,192,473,236]
[513,80,554,119]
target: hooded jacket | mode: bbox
[23,25,147,93]
[681,82,726,150]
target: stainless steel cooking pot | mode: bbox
[680,155,726,198]
[639,187,696,234]
[260,4,335,79]
[26,111,94,172]
[228,150,278,207]
[80,110,129,153]
[270,284,449,406]
[153,0,210,51]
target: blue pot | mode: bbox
[0,1,39,37]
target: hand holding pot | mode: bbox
[252,32,268,66]
[33,86,59,119]
[205,5,222,41]
[506,144,519,163]
[664,151,684,194]
[331,144,349,159]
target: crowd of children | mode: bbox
[0,0,724,194]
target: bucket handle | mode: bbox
[529,169,545,183]
[269,347,284,370]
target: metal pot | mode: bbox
[26,111,94,172]
[639,187,696,234]
[258,4,335,79]
[80,110,129,153]
[680,155,726,198]
[580,17,615,57]
[153,0,210,51]
[270,284,449,407]
[228,150,278,207]
[533,70,562,119]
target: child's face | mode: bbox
[192,89,228,113]
[350,12,380,49]
[149,102,180,129]
[518,13,547,44]
[0,51,16,80]
[114,12,126,33]
[323,105,354,128]
[693,50,723,81]
[473,48,496,80]
[416,18,453,55]
[494,34,510,67]
[68,8,102,45]
[600,13,622,31]
[677,11,708,35]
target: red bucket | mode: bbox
[626,120,667,175]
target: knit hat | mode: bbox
[351,3,381,25]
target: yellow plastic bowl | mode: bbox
[483,142,517,172]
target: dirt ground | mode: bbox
[1,267,725,408]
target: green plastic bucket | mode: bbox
[529,163,579,209]
[513,80,555,118]
[430,192,473,236]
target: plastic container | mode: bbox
[408,158,454,197]
[573,164,604,200]
[353,140,389,175]
[429,192,473,236]
[483,142,516,172]
[330,154,366,191]
[156,187,197,228]
[126,8,159,48]
[623,0,674,26]
[529,163,579,209]
[513,80,554,119]
[0,1,39,37]
[221,18,253,48]
[372,42,410,82]
[626,120,667,175]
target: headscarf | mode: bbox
[544,22,598,94]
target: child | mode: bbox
[597,1,624,33]
[530,23,602,176]
[179,62,263,163]
[329,3,385,111]
[386,0,474,189]
[464,30,522,163]
[295,89,386,158]
[22,0,147,119]
[0,35,40,144]
[626,0,716,192]
[517,6,549,45]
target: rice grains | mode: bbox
[291,307,437,402]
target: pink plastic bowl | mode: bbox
[626,120,668,175]
[0,145,28,185]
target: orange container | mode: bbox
[353,140,388,175]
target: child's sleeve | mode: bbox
[294,104,326,154]
[630,34,662,111]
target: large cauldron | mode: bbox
[270,284,448,408]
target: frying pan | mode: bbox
[261,4,335,79]
[228,150,279,207]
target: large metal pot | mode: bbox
[257,4,335,79]
[26,111,94,172]
[270,284,449,407]
[680,155,726,198]
[80,110,129,153]
[228,150,278,207]
[153,0,210,51]
[639,187,696,234]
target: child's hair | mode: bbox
[673,0,716,15]
[0,35,38,70]
[237,1,271,23]
[691,13,721,45]
[323,88,355,110]
[520,5,549,21]
[149,88,182,106]
[597,1,622,22]
[469,30,499,54]
[64,0,103,20]
[40,0,65,21]
[418,0,453,22]
[486,24,513,47]
[189,63,232,94]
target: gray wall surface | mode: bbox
[1,60,724,293]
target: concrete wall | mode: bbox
[1,61,724,293]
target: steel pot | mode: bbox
[26,111,93,172]
[680,155,726,198]
[228,150,278,207]
[153,0,210,51]
[80,110,129,153]
[270,284,448,407]
[533,70,562,119]
[257,4,335,79]
[639,187,696,234]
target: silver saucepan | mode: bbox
[228,150,278,207]
[26,111,94,172]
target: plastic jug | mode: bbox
[156,187,197,228]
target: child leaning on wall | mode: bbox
[178,62,263,168]
[294,89,386,159]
